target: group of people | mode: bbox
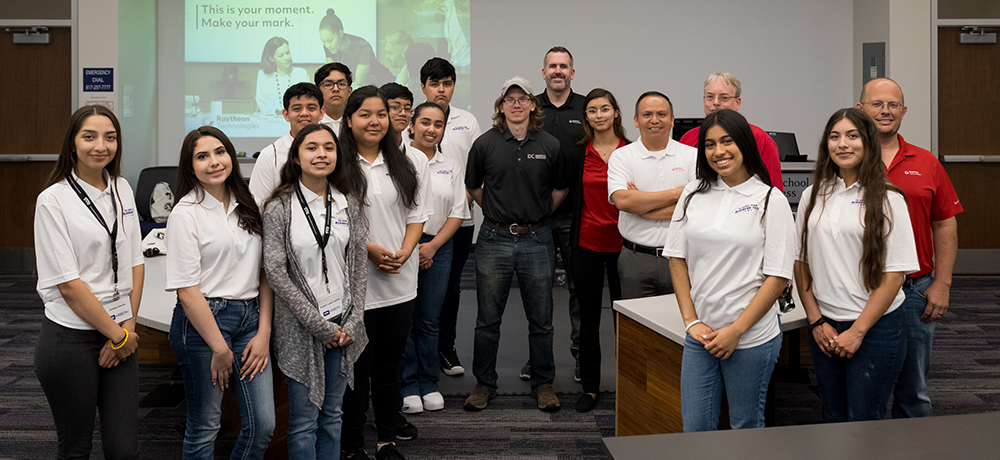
[32,45,962,460]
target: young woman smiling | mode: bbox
[664,109,796,432]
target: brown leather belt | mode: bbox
[482,217,547,235]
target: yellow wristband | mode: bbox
[111,328,129,350]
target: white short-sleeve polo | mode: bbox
[34,172,144,330]
[663,176,796,349]
[165,190,262,300]
[359,148,430,309]
[606,138,697,247]
[249,131,294,206]
[290,182,350,299]
[417,148,471,235]
[439,105,480,227]
[795,180,918,321]
[320,113,344,139]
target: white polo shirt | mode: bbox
[321,113,344,138]
[663,176,796,349]
[359,148,430,309]
[34,172,144,330]
[796,180,918,321]
[290,182,350,300]
[414,147,471,235]
[607,138,697,247]
[166,190,262,300]
[249,131,294,205]
[439,105,480,227]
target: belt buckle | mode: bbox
[509,223,520,234]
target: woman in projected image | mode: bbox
[256,36,311,117]
[318,9,393,88]
[795,108,918,422]
[665,109,796,432]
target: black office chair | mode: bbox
[134,166,178,237]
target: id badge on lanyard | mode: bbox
[103,294,133,323]
[317,289,343,324]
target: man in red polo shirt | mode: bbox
[858,77,963,418]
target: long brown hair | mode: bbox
[799,108,904,291]
[579,88,630,146]
[46,105,123,188]
[492,90,545,134]
[266,123,367,206]
[175,126,263,235]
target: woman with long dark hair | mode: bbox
[34,105,143,459]
[255,36,311,116]
[339,86,427,460]
[570,88,628,413]
[262,123,369,458]
[166,126,275,459]
[665,109,796,431]
[795,108,918,422]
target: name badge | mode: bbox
[317,290,343,324]
[103,295,133,323]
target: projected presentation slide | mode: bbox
[184,0,471,143]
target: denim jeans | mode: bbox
[808,307,906,422]
[681,332,782,432]
[169,297,276,460]
[286,345,345,459]
[472,224,556,390]
[439,225,474,351]
[402,235,453,397]
[892,274,936,418]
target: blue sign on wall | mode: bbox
[83,68,114,92]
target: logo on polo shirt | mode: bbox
[569,119,582,124]
[527,153,547,160]
[904,170,922,176]
[334,218,349,226]
[851,198,863,205]
[122,208,135,218]
[452,125,470,131]
[437,169,452,175]
[734,204,760,215]
[672,167,685,172]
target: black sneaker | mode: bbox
[439,347,465,376]
[396,414,418,441]
[375,443,405,460]
[519,360,531,380]
[341,448,369,460]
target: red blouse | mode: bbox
[579,139,626,252]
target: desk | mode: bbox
[613,291,806,436]
[138,255,173,332]
[603,411,1000,460]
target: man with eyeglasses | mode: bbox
[532,46,586,384]
[249,82,325,204]
[857,77,962,419]
[314,62,353,135]
[417,57,482,379]
[380,82,414,147]
[607,91,696,299]
[464,77,567,413]
[678,72,783,191]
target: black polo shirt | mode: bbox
[466,128,567,225]
[537,90,586,216]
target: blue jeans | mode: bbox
[892,274,936,418]
[169,297,276,460]
[402,235,453,397]
[808,307,906,422]
[681,333,782,432]
[287,345,345,459]
[439,225,474,350]
[472,224,556,391]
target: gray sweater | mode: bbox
[262,191,368,408]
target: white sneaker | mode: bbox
[402,395,423,414]
[422,392,445,411]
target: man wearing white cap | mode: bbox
[464,76,568,413]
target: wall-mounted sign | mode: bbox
[83,68,114,92]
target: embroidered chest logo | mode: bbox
[122,208,135,218]
[526,153,547,160]
[672,167,685,172]
[334,218,349,226]
[436,169,452,175]
[569,119,583,124]
[452,126,470,131]
[851,198,863,205]
[904,170,922,176]
[734,204,760,215]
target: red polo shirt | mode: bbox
[679,122,784,191]
[579,140,625,252]
[885,135,963,278]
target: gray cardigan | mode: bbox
[262,191,368,408]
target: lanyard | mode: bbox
[295,184,333,291]
[67,174,120,299]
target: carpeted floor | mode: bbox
[1,274,998,459]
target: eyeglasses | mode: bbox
[862,101,903,111]
[389,104,412,115]
[586,106,614,116]
[503,96,530,106]
[320,80,350,90]
[704,94,736,103]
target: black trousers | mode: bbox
[438,225,474,351]
[342,299,415,449]
[569,247,622,394]
[34,317,139,460]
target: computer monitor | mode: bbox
[767,131,807,162]
[672,118,704,141]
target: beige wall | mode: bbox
[853,0,890,102]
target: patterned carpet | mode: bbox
[0,275,998,459]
